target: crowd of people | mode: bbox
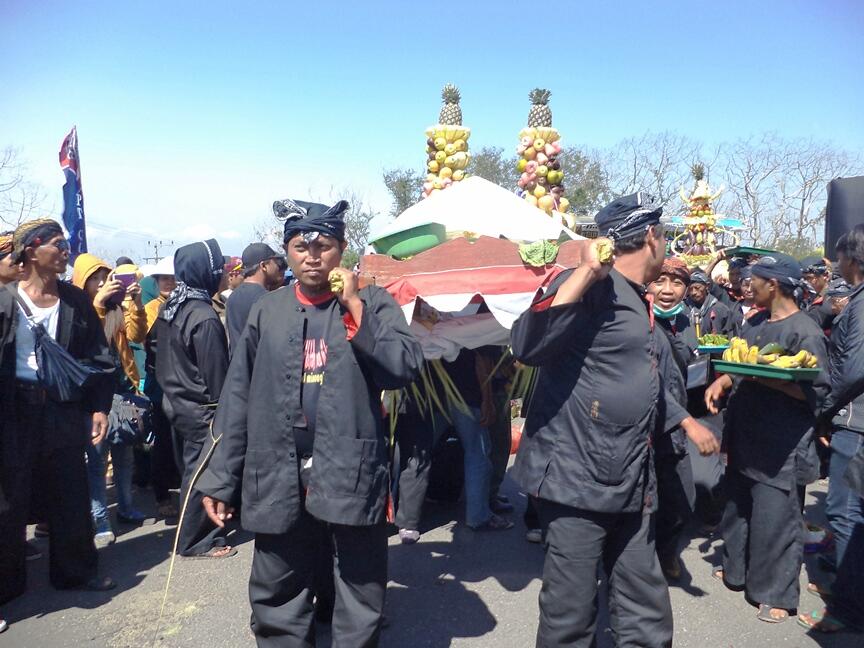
[0,194,861,646]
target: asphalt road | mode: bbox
[1,477,858,647]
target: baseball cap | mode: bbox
[241,243,283,270]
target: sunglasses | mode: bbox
[40,238,70,252]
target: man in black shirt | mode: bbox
[197,198,423,647]
[225,243,285,352]
[685,270,736,337]
[512,193,680,648]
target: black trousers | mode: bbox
[720,470,803,611]
[535,500,673,648]
[655,451,695,563]
[249,513,388,648]
[150,400,180,503]
[172,430,228,556]
[0,402,97,603]
[393,408,433,530]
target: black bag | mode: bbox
[9,287,112,403]
[107,392,153,446]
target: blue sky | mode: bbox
[2,0,862,257]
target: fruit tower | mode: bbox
[674,163,737,267]
[423,84,471,198]
[516,89,570,221]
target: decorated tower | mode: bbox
[675,163,735,266]
[516,88,570,221]
[423,84,471,198]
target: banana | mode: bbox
[595,238,614,264]
[757,353,779,364]
[328,270,344,294]
[722,348,732,361]
[805,355,819,368]
[771,356,801,368]
[746,345,760,364]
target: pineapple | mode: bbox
[691,162,705,182]
[527,88,552,128]
[439,84,462,125]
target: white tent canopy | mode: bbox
[370,176,583,244]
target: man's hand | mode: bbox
[94,279,125,308]
[681,417,720,456]
[330,267,364,326]
[704,375,732,415]
[580,238,614,281]
[91,412,109,445]
[202,495,235,528]
[831,296,849,316]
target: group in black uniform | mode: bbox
[3,204,863,644]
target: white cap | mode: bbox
[146,256,175,277]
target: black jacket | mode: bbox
[510,268,667,514]
[0,281,114,462]
[821,282,864,434]
[685,295,736,337]
[155,240,229,441]
[196,285,423,534]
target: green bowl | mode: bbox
[371,223,447,259]
[697,345,729,354]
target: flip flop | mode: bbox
[183,546,237,560]
[797,609,854,633]
[757,604,789,623]
[806,582,833,599]
[712,568,744,592]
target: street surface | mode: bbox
[1,475,857,647]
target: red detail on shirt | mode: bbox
[294,284,358,340]
[531,293,556,312]
[303,338,328,372]
[295,284,335,306]
[343,313,358,341]
[645,293,655,331]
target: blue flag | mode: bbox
[59,127,87,258]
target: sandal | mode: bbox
[184,546,237,560]
[797,609,853,633]
[712,568,744,592]
[757,604,789,623]
[157,501,178,518]
[77,576,117,592]
[806,582,833,600]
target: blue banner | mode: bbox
[59,127,87,258]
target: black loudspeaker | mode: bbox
[825,176,864,258]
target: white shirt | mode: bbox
[15,288,61,381]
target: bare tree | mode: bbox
[0,147,49,227]
[603,132,704,208]
[721,134,861,248]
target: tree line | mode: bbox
[383,132,862,257]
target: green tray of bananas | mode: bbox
[712,338,821,381]
[697,334,730,354]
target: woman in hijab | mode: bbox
[72,254,153,545]
[142,257,179,519]
[706,253,829,623]
[155,239,233,558]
